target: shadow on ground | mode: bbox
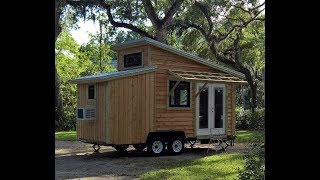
[55,142,246,180]
[56,149,221,179]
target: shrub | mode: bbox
[238,132,265,180]
[236,107,265,130]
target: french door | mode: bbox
[196,83,226,136]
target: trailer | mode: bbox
[70,37,247,156]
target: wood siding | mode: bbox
[76,43,238,145]
[151,46,224,138]
[117,45,151,71]
[107,72,155,144]
[76,82,107,143]
[226,84,236,136]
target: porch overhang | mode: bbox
[168,69,248,84]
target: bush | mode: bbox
[238,133,265,180]
[55,106,76,131]
[236,107,265,130]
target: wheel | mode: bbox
[114,145,129,153]
[168,136,184,155]
[147,137,165,156]
[133,144,146,151]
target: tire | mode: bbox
[114,145,129,153]
[133,144,146,151]
[147,137,165,156]
[168,136,184,155]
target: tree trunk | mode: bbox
[155,28,166,43]
[55,67,64,125]
[55,0,66,127]
[250,82,257,112]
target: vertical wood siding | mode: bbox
[76,82,107,143]
[107,72,155,144]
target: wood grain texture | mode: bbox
[107,72,155,144]
[151,46,226,138]
[76,82,106,144]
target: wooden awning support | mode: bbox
[168,80,180,97]
[168,69,247,84]
[195,82,208,98]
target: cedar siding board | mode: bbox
[76,82,107,143]
[151,46,235,137]
[106,72,155,144]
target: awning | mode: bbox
[168,69,247,84]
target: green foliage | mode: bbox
[55,29,114,131]
[236,81,265,109]
[235,107,265,130]
[55,131,77,141]
[140,153,245,180]
[235,130,264,143]
[240,19,265,74]
[238,155,265,180]
[79,33,116,74]
[55,30,92,131]
[238,131,265,180]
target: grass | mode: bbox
[235,130,264,143]
[55,131,77,141]
[140,153,245,180]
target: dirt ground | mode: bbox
[55,140,247,180]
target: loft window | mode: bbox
[88,85,95,99]
[124,52,142,68]
[169,81,190,107]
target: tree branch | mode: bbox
[67,0,154,39]
[160,0,184,27]
[102,2,154,39]
[208,42,236,67]
[142,0,160,27]
[218,8,264,42]
[194,1,213,37]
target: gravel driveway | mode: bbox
[55,140,247,180]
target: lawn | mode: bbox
[55,131,77,141]
[235,130,264,143]
[140,153,245,180]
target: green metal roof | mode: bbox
[70,66,157,84]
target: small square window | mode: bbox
[124,52,142,68]
[169,81,190,107]
[88,85,95,99]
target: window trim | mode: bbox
[167,79,193,110]
[122,51,144,70]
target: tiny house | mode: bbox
[70,37,247,155]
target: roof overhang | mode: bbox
[112,37,246,79]
[70,66,157,84]
[168,69,248,84]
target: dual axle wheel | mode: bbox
[147,136,184,156]
[95,136,185,156]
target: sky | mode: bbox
[69,20,100,45]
